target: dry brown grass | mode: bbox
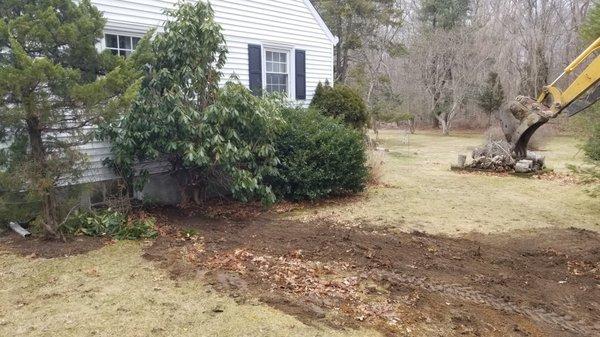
[0,243,380,337]
[367,150,386,185]
[1,130,598,337]
[289,130,600,235]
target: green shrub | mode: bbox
[569,109,600,197]
[310,82,369,129]
[572,121,600,198]
[62,209,158,240]
[569,164,600,197]
[271,108,369,201]
[106,0,283,205]
[583,123,600,162]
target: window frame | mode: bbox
[262,46,294,97]
[264,49,290,94]
[102,33,143,57]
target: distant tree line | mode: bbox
[313,0,595,135]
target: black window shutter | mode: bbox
[248,44,262,96]
[295,50,306,100]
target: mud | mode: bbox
[144,209,600,337]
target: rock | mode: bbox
[520,160,533,169]
[467,140,517,172]
[526,151,545,170]
[457,155,467,167]
[463,141,545,173]
[515,160,533,173]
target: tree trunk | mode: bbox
[41,192,60,238]
[27,117,60,239]
[432,116,440,129]
[441,120,450,135]
[372,117,379,142]
[438,114,450,136]
[334,21,343,83]
[408,119,416,134]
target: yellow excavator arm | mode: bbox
[538,36,600,117]
[504,37,600,158]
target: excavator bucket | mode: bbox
[502,82,600,159]
[499,37,600,160]
[500,96,551,159]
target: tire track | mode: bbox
[371,270,600,336]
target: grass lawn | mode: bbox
[1,129,598,337]
[290,130,600,235]
[0,243,377,337]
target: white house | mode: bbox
[79,0,338,185]
[95,0,336,100]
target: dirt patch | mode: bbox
[0,231,107,258]
[158,196,363,221]
[143,209,600,336]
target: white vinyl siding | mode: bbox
[90,0,335,102]
[82,0,335,183]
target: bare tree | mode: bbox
[383,0,592,132]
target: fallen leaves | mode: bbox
[568,260,600,278]
[195,246,407,331]
[532,172,579,185]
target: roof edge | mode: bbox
[303,0,339,45]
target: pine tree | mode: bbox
[312,0,403,83]
[0,0,140,238]
[572,0,600,197]
[477,72,505,126]
[419,0,470,30]
[581,0,600,43]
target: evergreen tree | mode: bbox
[477,72,505,126]
[579,0,600,149]
[0,0,140,238]
[571,0,600,197]
[419,0,470,30]
[312,0,403,83]
[581,0,600,43]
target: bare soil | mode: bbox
[0,231,107,258]
[143,208,600,337]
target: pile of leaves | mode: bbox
[568,260,600,279]
[62,209,158,240]
[198,246,404,331]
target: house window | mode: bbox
[104,34,141,57]
[265,50,289,93]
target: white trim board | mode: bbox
[303,0,339,45]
